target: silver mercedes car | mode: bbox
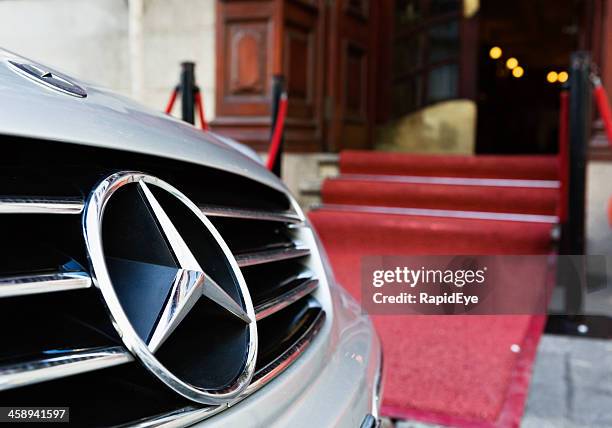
[0,49,382,427]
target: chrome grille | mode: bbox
[0,142,325,426]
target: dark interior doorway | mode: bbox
[476,0,582,154]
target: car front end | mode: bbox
[0,49,382,427]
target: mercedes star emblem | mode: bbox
[83,172,257,405]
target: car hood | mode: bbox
[0,48,284,193]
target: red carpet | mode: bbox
[310,147,560,428]
[310,209,552,427]
[322,178,559,216]
[376,315,546,428]
[340,150,559,180]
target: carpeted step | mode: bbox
[321,177,559,216]
[309,208,555,257]
[340,150,559,180]
[309,208,552,427]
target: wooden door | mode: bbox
[326,0,377,151]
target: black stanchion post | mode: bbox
[269,75,285,177]
[547,52,612,336]
[567,51,591,255]
[565,51,591,315]
[180,62,196,125]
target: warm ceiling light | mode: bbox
[489,46,502,59]
[558,71,569,83]
[512,66,524,78]
[506,57,519,70]
[547,71,558,83]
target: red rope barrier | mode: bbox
[164,87,179,115]
[195,91,209,131]
[593,78,612,146]
[559,73,612,228]
[266,93,288,171]
[588,75,612,228]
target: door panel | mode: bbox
[282,0,325,149]
[326,0,376,151]
[216,1,275,118]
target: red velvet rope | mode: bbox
[164,88,178,115]
[560,79,612,225]
[588,77,612,226]
[266,93,288,171]
[593,82,612,146]
[195,91,209,131]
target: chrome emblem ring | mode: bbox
[83,172,257,405]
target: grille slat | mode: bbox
[0,197,84,214]
[0,199,303,222]
[199,205,303,224]
[254,277,318,320]
[235,246,311,267]
[0,271,91,298]
[0,346,132,392]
